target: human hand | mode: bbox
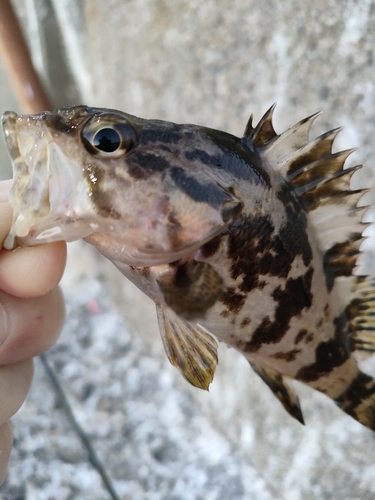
[0,179,67,485]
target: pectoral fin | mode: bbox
[249,362,305,424]
[156,304,218,390]
[157,260,223,320]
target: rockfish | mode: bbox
[3,105,375,429]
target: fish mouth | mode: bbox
[2,111,52,248]
[2,111,94,249]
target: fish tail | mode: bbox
[335,370,375,430]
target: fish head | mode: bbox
[2,106,242,265]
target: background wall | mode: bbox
[1,1,375,499]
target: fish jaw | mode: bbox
[2,110,97,249]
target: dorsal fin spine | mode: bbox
[288,149,357,184]
[243,113,254,138]
[272,127,343,175]
[243,103,277,148]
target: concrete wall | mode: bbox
[1,1,375,498]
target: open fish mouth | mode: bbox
[2,110,95,249]
[2,111,51,248]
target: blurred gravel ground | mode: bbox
[2,0,375,498]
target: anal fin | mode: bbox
[156,304,218,390]
[249,362,305,424]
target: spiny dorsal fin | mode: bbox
[245,111,321,163]
[243,105,369,281]
[249,362,304,424]
[325,238,365,278]
[243,103,278,148]
[277,126,342,173]
[346,277,375,359]
[156,304,218,390]
[289,148,356,186]
[295,165,362,208]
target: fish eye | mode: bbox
[93,128,121,152]
[81,114,137,157]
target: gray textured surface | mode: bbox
[1,0,375,498]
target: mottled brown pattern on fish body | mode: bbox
[169,166,237,212]
[125,152,171,180]
[240,317,251,328]
[201,234,224,258]
[294,329,309,344]
[242,268,314,353]
[227,216,276,293]
[296,313,350,382]
[305,332,314,343]
[227,209,312,294]
[276,184,313,267]
[220,287,246,314]
[272,349,301,362]
[185,149,221,167]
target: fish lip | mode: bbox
[2,110,49,171]
[1,111,52,248]
[2,111,22,166]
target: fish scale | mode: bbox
[3,104,375,430]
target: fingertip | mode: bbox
[0,241,67,298]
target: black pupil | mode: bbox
[93,128,120,152]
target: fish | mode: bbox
[2,104,375,430]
